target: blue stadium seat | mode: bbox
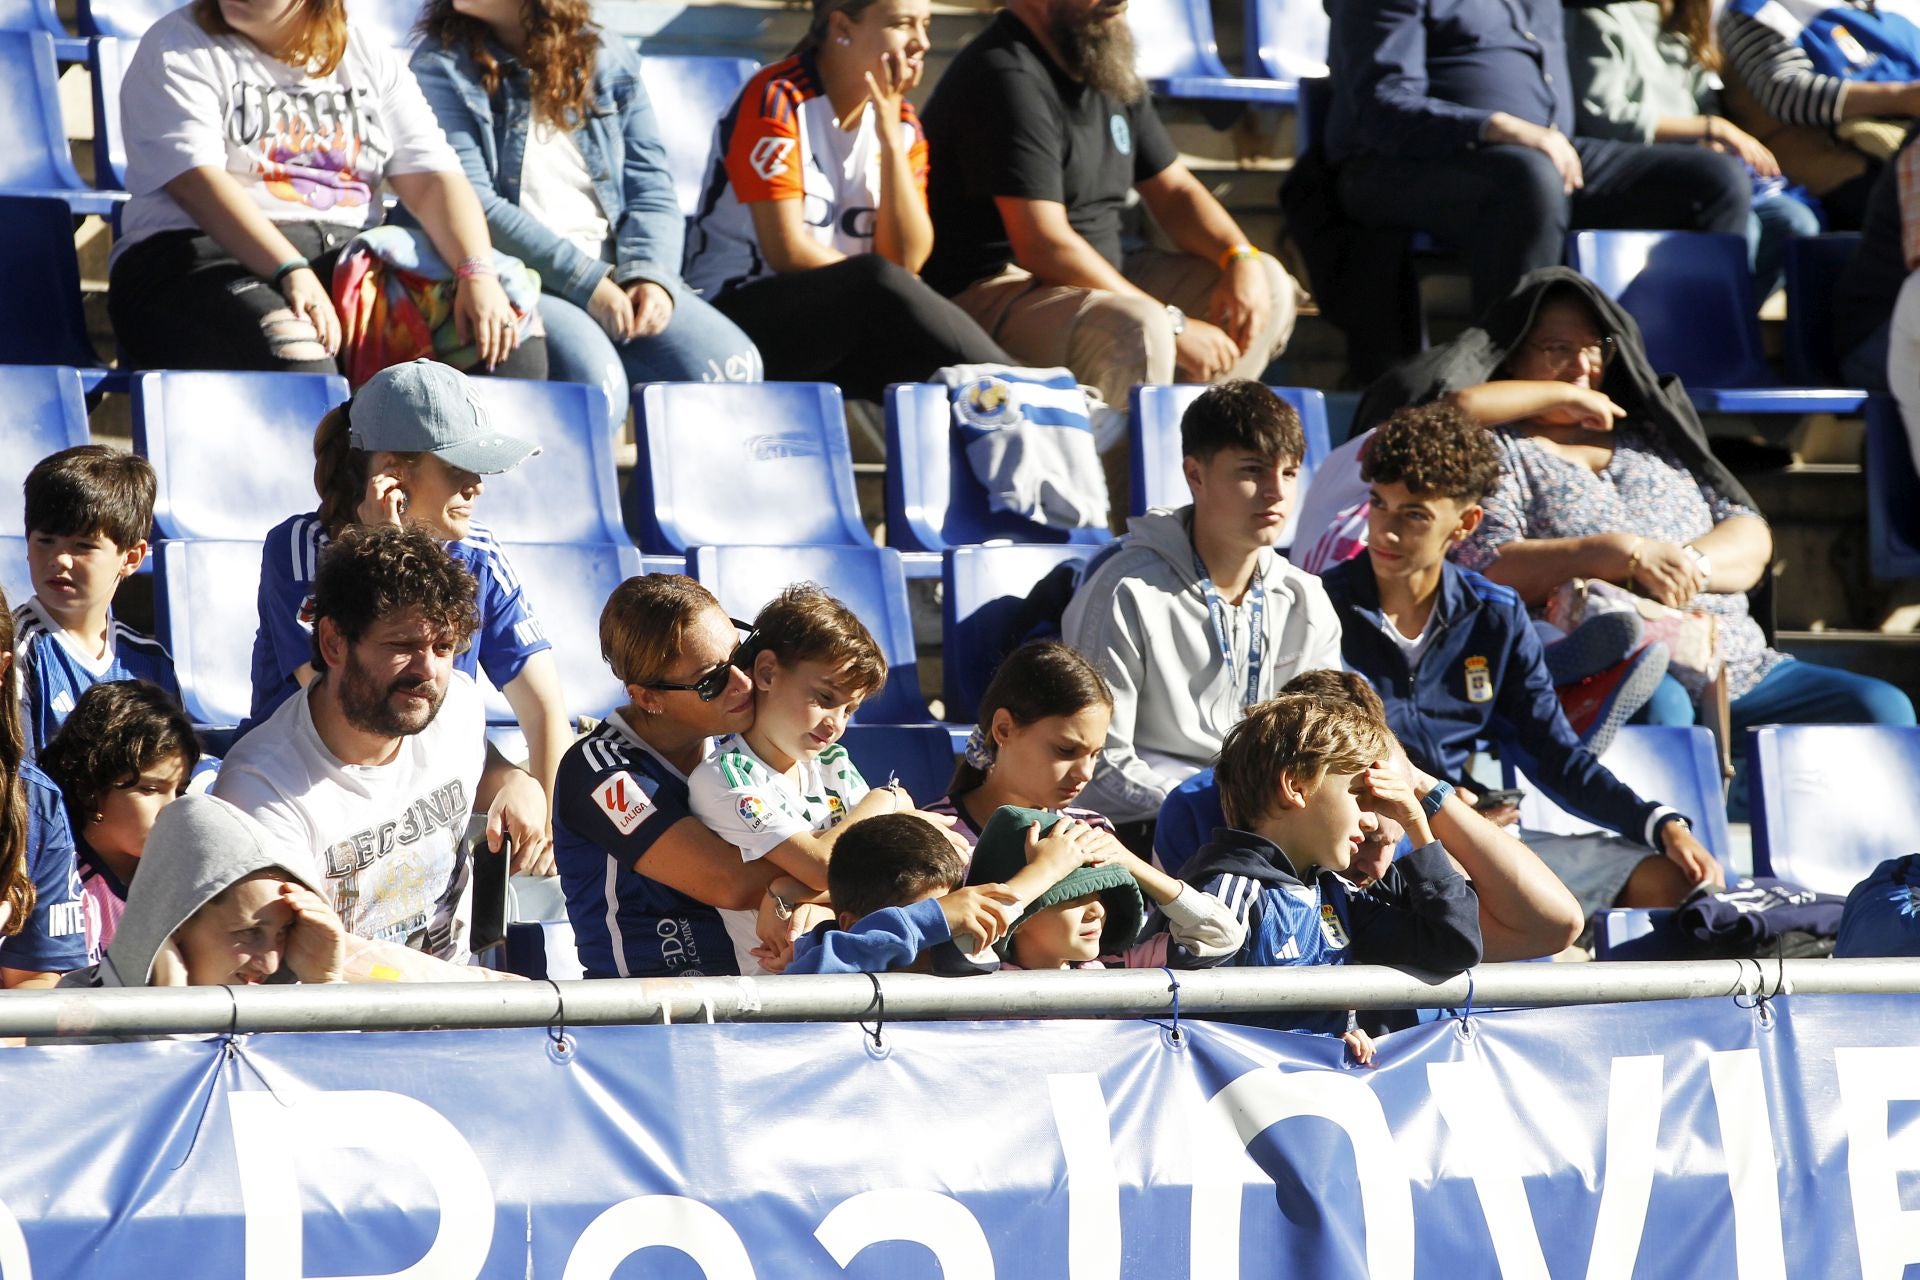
[88,35,132,190]
[484,540,641,725]
[942,543,1101,724]
[688,544,929,723]
[76,0,179,38]
[1592,909,1686,960]
[463,378,625,546]
[1783,233,1863,387]
[0,196,111,377]
[1568,230,1867,415]
[0,33,123,212]
[1128,383,1332,538]
[1750,724,1920,895]
[0,0,83,58]
[1863,397,1920,581]
[344,0,423,47]
[132,370,350,540]
[0,536,31,608]
[155,538,261,730]
[1505,725,1733,872]
[883,381,1117,555]
[1129,0,1297,104]
[636,54,758,219]
[839,723,960,807]
[629,382,875,555]
[1245,0,1327,88]
[502,920,585,981]
[0,365,90,535]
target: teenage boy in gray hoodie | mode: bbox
[1063,380,1343,849]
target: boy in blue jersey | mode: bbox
[1318,404,1721,919]
[14,447,180,755]
[1174,693,1482,1054]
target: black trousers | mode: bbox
[110,223,547,379]
[713,253,1011,402]
[1336,138,1753,318]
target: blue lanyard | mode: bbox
[1194,552,1265,712]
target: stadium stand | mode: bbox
[0,365,91,536]
[88,35,132,191]
[1127,383,1332,540]
[628,381,876,556]
[153,537,260,732]
[883,381,1117,555]
[1865,397,1920,581]
[1245,0,1329,86]
[463,379,625,546]
[1750,724,1920,895]
[1569,230,1868,414]
[76,0,178,38]
[1782,233,1864,387]
[689,544,930,724]
[0,33,123,211]
[489,539,640,725]
[1505,725,1733,873]
[942,543,1101,724]
[634,53,759,220]
[0,197,113,383]
[1129,0,1298,104]
[839,723,960,807]
[0,0,83,57]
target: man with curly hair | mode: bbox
[215,524,549,962]
[1319,403,1722,921]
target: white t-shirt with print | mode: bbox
[687,731,869,972]
[212,671,487,962]
[518,119,611,263]
[115,7,461,258]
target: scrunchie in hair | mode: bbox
[962,725,996,771]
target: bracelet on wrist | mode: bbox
[453,255,497,280]
[270,256,310,288]
[1217,242,1258,270]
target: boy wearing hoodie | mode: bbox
[1062,380,1342,849]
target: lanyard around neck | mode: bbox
[1193,550,1265,713]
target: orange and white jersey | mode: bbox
[683,54,930,298]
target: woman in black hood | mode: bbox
[1358,267,1913,755]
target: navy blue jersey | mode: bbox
[553,713,739,978]
[0,763,87,974]
[249,513,551,724]
[13,600,180,756]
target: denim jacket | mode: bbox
[410,30,684,309]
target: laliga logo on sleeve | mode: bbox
[593,770,656,836]
[1464,655,1494,703]
[750,137,795,180]
[738,794,772,831]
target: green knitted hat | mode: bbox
[967,805,1146,956]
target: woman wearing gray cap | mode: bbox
[247,360,569,858]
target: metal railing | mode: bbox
[8,958,1917,1039]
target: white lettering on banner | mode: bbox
[814,1192,994,1276]
[562,1196,755,1280]
[1046,1074,1120,1280]
[1427,1057,1664,1280]
[230,1090,494,1280]
[1187,1067,1413,1279]
[0,1196,31,1279]
[1705,1050,1787,1280]
[1835,1046,1920,1280]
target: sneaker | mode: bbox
[1545,610,1645,686]
[1558,641,1670,756]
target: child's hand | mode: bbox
[280,882,346,984]
[1342,1026,1376,1067]
[1357,760,1424,833]
[1026,816,1100,876]
[939,884,1019,953]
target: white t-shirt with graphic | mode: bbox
[115,6,461,257]
[212,671,487,963]
[687,731,869,971]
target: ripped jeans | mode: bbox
[109,223,546,379]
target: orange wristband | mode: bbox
[1217,243,1258,270]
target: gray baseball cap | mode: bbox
[348,359,541,476]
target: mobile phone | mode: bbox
[396,488,410,517]
[1475,788,1527,812]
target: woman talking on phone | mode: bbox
[246,360,572,855]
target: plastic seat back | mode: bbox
[1246,0,1328,83]
[463,378,624,546]
[132,370,350,540]
[483,540,639,724]
[155,539,262,729]
[1593,909,1686,961]
[1128,0,1235,81]
[883,381,1117,553]
[1127,383,1332,538]
[1509,725,1732,871]
[89,35,133,189]
[0,536,31,607]
[629,382,874,554]
[942,543,1100,723]
[1783,233,1864,386]
[0,0,66,42]
[1865,397,1920,580]
[839,724,960,807]
[688,544,928,723]
[0,196,103,368]
[344,0,423,47]
[635,54,758,218]
[0,33,96,198]
[1750,724,1920,895]
[77,0,182,38]
[0,365,90,535]
[1569,230,1772,388]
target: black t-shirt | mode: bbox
[920,10,1179,296]
[1832,130,1915,360]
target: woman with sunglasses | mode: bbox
[1352,269,1913,805]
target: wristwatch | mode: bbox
[1655,813,1693,844]
[1420,778,1454,817]
[770,888,796,921]
[1164,304,1187,335]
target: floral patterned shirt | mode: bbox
[1451,424,1782,698]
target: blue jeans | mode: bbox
[538,287,762,432]
[1747,191,1821,303]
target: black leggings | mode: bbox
[109,223,547,379]
[713,254,1010,401]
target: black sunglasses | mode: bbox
[642,619,757,701]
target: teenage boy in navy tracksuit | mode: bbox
[1317,403,1722,919]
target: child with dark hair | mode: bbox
[38,680,202,959]
[15,446,179,753]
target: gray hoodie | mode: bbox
[58,794,322,990]
[1061,506,1344,824]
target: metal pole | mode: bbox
[6,958,1919,1040]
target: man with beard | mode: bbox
[214,524,548,963]
[918,0,1297,412]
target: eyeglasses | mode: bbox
[1524,335,1617,376]
[641,620,757,701]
